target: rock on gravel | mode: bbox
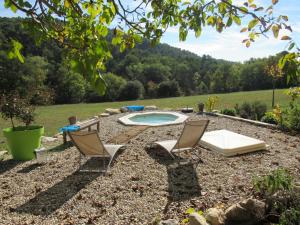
[158,219,179,225]
[145,105,158,110]
[205,208,225,225]
[105,108,121,115]
[100,113,110,117]
[42,136,58,143]
[189,213,209,225]
[224,198,265,225]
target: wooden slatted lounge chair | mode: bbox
[69,130,124,173]
[154,120,209,159]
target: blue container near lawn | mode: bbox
[126,105,144,111]
[59,125,80,132]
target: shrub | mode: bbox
[234,103,240,115]
[157,80,181,98]
[30,87,55,105]
[239,102,252,119]
[85,73,126,102]
[261,112,278,125]
[220,108,236,116]
[253,168,300,225]
[205,96,219,112]
[119,80,144,100]
[286,104,300,131]
[55,66,86,104]
[253,168,293,196]
[252,101,267,120]
[238,101,267,120]
[147,81,158,98]
[103,73,127,101]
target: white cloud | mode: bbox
[167,28,290,62]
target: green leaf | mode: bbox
[179,26,188,41]
[185,208,195,214]
[254,7,264,11]
[195,28,202,38]
[246,40,251,47]
[182,218,189,224]
[248,19,259,30]
[10,4,17,13]
[7,40,24,63]
[239,7,248,13]
[226,17,232,27]
[288,42,295,50]
[24,1,32,8]
[4,0,11,8]
[272,25,279,38]
[233,16,241,25]
[197,210,203,215]
[64,0,70,8]
[93,73,106,96]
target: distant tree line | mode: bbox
[0,17,298,105]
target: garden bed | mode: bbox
[0,113,299,224]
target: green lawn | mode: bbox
[0,89,294,148]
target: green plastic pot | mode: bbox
[3,125,44,161]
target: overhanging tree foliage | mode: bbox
[3,0,298,94]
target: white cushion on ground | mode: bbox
[200,129,267,156]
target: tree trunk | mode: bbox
[272,80,275,108]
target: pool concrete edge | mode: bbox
[118,111,188,126]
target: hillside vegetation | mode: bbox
[1,17,298,106]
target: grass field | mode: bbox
[0,89,295,149]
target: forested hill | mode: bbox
[0,17,297,105]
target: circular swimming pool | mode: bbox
[118,111,188,126]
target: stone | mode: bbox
[105,108,121,115]
[120,106,129,113]
[189,213,209,225]
[225,198,266,225]
[145,105,158,110]
[158,219,179,225]
[100,113,110,117]
[42,136,58,143]
[205,208,225,225]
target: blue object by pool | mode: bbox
[59,125,80,132]
[126,105,144,111]
[130,113,178,124]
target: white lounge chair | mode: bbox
[154,120,209,159]
[69,130,124,173]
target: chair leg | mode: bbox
[169,151,176,159]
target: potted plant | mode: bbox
[198,102,205,114]
[1,92,44,161]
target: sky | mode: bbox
[1,0,299,62]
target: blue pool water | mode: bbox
[129,113,178,124]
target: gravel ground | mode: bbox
[0,113,299,225]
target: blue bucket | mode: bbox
[126,105,144,111]
[59,125,80,132]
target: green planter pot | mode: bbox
[3,125,44,161]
